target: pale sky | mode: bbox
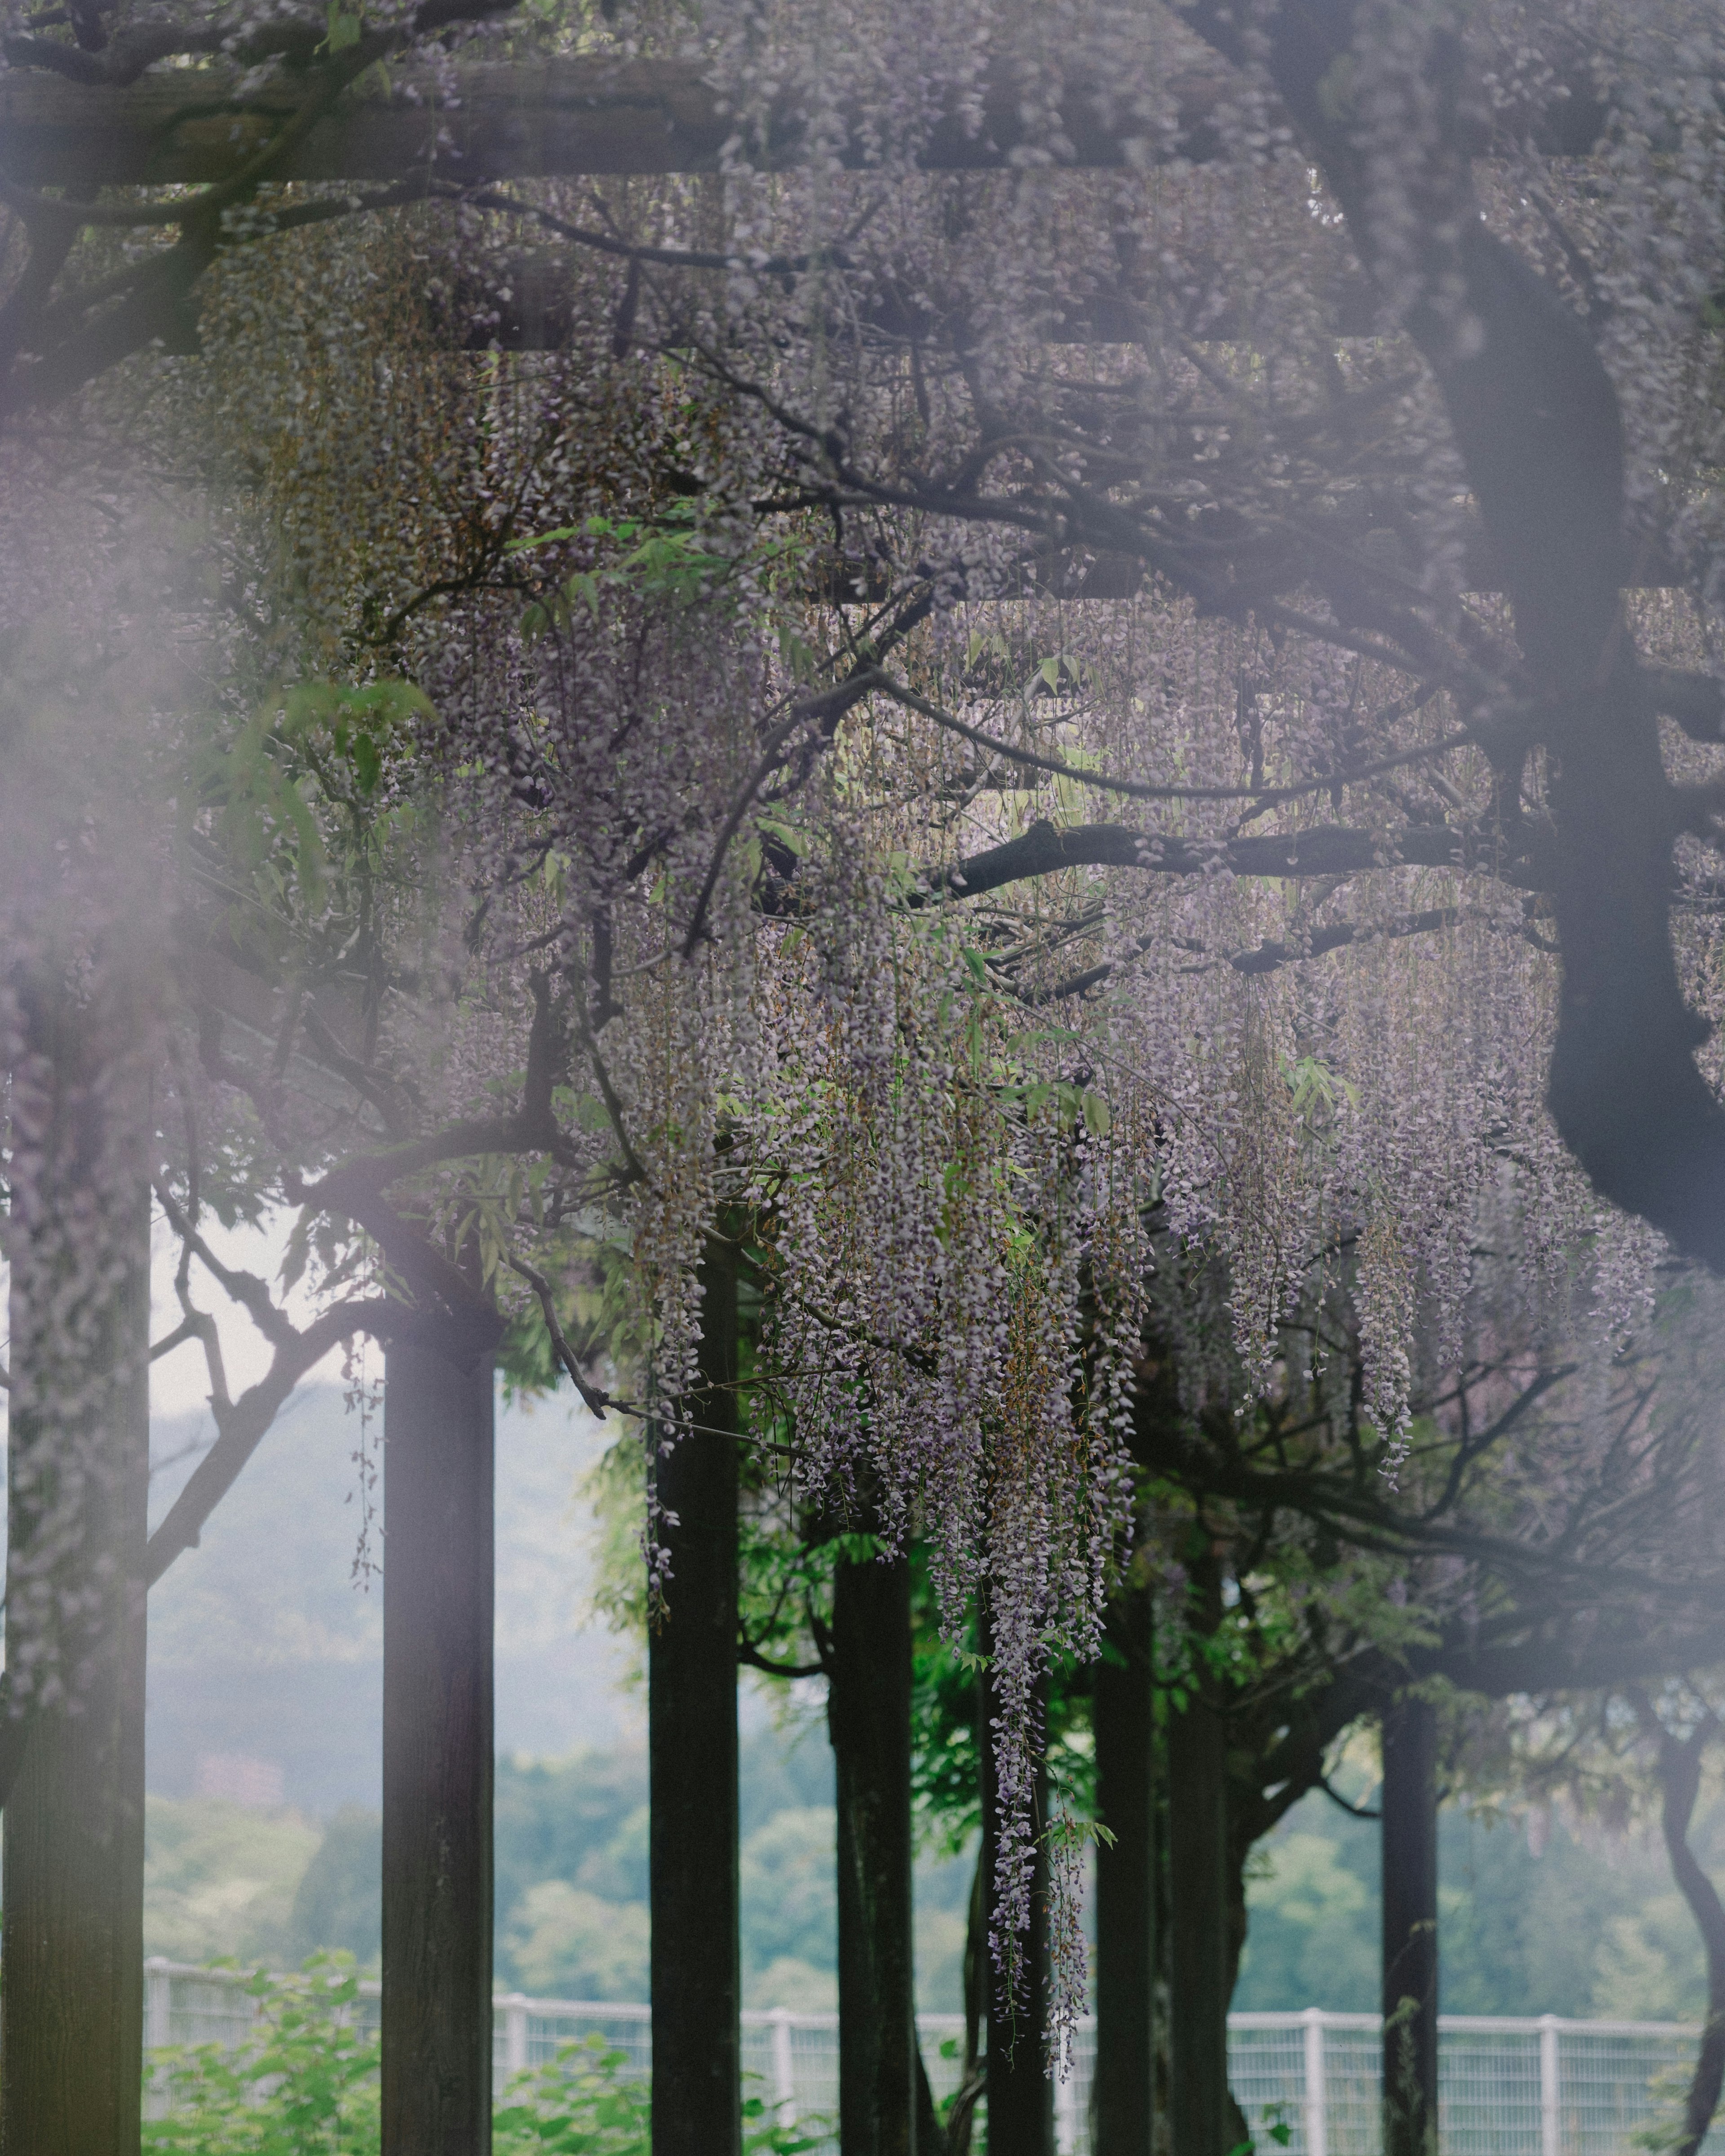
[148,1205,346,1425]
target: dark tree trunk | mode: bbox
[1382,1696,1439,2156]
[829,1544,918,2156]
[916,2049,951,2156]
[942,1840,990,2156]
[650,1234,742,2156]
[1167,1685,1230,2156]
[381,1330,496,2156]
[1,1000,149,2156]
[1092,1585,1156,2156]
[978,1635,1054,2156]
[1653,1720,1725,2156]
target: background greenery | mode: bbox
[147,1732,1725,2022]
[1236,1781,1723,2020]
[146,1730,974,2010]
[144,1383,1721,2023]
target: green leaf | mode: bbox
[503,524,584,555]
[564,570,602,618]
[351,731,381,794]
[324,0,362,49]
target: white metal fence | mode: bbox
[143,1961,1725,2154]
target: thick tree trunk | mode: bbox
[1653,1723,1725,2156]
[1092,1585,1156,2156]
[978,1636,1054,2156]
[1167,1686,1230,2156]
[1177,0,1725,1274]
[650,1234,742,2156]
[829,1544,918,2156]
[1,1002,150,2156]
[381,1330,496,2156]
[1382,1696,1439,2156]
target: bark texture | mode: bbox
[829,1544,919,2156]
[1651,1719,1725,2156]
[381,1331,496,2156]
[1,1006,150,2156]
[1168,1686,1230,2156]
[1381,1697,1439,2156]
[649,1233,742,2156]
[1092,1586,1157,2156]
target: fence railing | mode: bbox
[143,1960,1724,2155]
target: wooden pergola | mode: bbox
[0,34,1637,2154]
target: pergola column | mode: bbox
[1382,1693,1440,2156]
[649,1233,743,2156]
[381,1329,496,2156]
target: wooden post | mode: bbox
[1168,1685,1230,2156]
[978,1620,1055,2156]
[1,999,150,2156]
[381,1330,496,2156]
[828,1543,917,2156]
[1382,1694,1439,2156]
[650,1233,742,2156]
[1093,1584,1157,2156]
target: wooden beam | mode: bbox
[0,57,1237,187]
[437,244,1381,352]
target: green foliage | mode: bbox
[142,1956,380,2154]
[320,2,362,53]
[1280,1052,1358,1120]
[146,1798,323,1973]
[511,506,814,668]
[739,1808,837,2006]
[491,2038,653,2154]
[492,2042,829,2156]
[910,1549,1095,1857]
[190,678,430,937]
[143,1984,826,2156]
[1234,1831,1376,2012]
[1234,1773,1725,2019]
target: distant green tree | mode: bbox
[290,1809,381,1969]
[502,1882,652,2001]
[1235,1833,1377,2015]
